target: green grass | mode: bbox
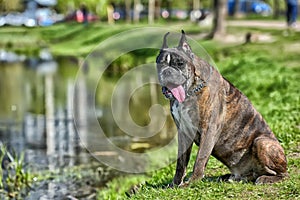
[0,22,203,57]
[0,146,33,199]
[98,156,300,199]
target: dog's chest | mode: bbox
[171,102,181,124]
[171,101,198,136]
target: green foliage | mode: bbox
[0,146,32,199]
[55,0,108,16]
[0,146,5,190]
[97,175,150,199]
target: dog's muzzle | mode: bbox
[158,65,187,87]
[162,86,174,100]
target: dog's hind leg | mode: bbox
[253,136,288,184]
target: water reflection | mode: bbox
[0,57,88,170]
[0,55,176,171]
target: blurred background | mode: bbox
[0,0,293,26]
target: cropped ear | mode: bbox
[162,32,170,49]
[178,30,192,54]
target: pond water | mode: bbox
[0,55,177,174]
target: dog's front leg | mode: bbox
[172,131,193,186]
[190,127,217,182]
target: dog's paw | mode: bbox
[255,174,287,185]
[179,181,190,188]
[167,181,189,188]
[125,184,142,197]
[166,182,176,188]
[255,175,273,184]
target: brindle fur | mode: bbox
[156,31,288,186]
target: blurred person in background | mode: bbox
[80,3,88,26]
[286,0,298,28]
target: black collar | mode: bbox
[187,65,212,97]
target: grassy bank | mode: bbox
[0,22,205,57]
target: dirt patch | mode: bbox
[191,32,276,44]
[215,32,276,44]
[284,43,300,52]
[228,20,300,32]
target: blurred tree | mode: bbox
[125,0,132,23]
[155,0,161,19]
[134,0,141,22]
[193,0,200,10]
[107,2,114,24]
[148,0,155,23]
[209,0,227,39]
[56,0,108,17]
[199,0,213,9]
[234,0,242,17]
[273,0,280,19]
[0,0,22,12]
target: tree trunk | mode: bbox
[148,0,155,24]
[209,0,227,39]
[155,0,161,19]
[193,0,200,10]
[125,0,132,23]
[273,0,280,19]
[134,0,141,23]
[107,3,114,24]
[234,0,241,17]
[245,0,251,14]
[1,0,22,12]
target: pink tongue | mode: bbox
[168,85,185,103]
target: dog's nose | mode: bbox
[162,69,171,77]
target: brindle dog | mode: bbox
[156,30,288,186]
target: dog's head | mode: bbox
[156,30,197,103]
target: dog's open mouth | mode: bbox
[162,84,186,103]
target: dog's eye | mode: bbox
[162,53,171,65]
[171,57,185,68]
